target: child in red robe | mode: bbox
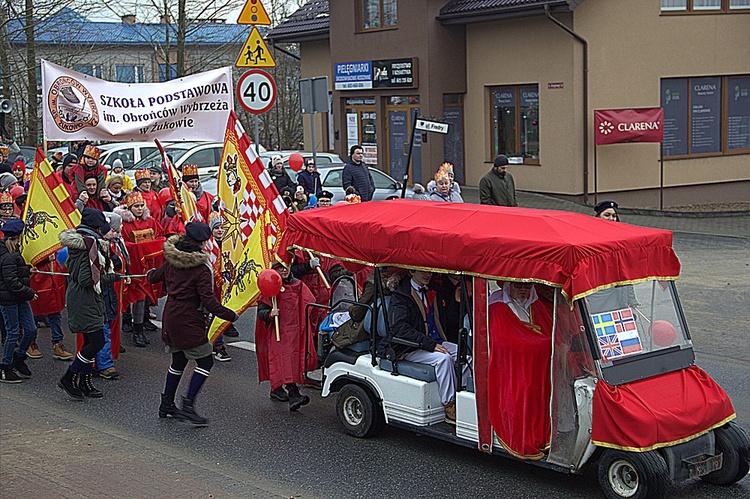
[115,191,164,348]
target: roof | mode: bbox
[438,0,582,24]
[6,7,249,47]
[267,0,329,43]
[279,200,681,302]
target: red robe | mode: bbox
[488,300,553,460]
[30,259,67,316]
[161,214,186,237]
[122,217,165,305]
[255,280,317,390]
[139,189,163,222]
[195,190,214,222]
[70,163,107,195]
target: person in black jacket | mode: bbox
[268,155,296,198]
[342,145,375,202]
[377,269,462,423]
[0,219,38,383]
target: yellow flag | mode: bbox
[21,148,81,265]
[207,111,289,342]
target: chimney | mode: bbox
[121,14,136,25]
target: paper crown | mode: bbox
[181,164,199,180]
[82,145,101,161]
[0,146,8,156]
[434,170,451,183]
[0,191,13,205]
[125,191,145,208]
[134,169,151,182]
[438,162,454,175]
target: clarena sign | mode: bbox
[594,108,664,145]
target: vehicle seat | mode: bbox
[367,296,438,383]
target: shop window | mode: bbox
[360,0,397,31]
[490,85,539,163]
[661,0,750,12]
[116,65,144,83]
[661,75,750,157]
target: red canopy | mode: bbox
[279,200,681,301]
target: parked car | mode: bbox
[202,163,413,202]
[127,141,266,182]
[17,146,36,165]
[98,141,164,170]
[315,165,414,203]
[258,151,345,177]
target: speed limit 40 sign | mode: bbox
[236,69,277,114]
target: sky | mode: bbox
[85,0,299,24]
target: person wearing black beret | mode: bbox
[317,190,334,207]
[57,208,120,399]
[479,154,517,207]
[147,221,239,426]
[594,200,620,222]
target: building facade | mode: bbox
[269,0,749,207]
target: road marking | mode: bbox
[227,340,256,352]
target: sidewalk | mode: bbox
[461,188,750,238]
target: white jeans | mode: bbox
[404,341,467,406]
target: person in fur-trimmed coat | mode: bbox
[148,223,238,427]
[57,208,121,399]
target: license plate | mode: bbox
[684,453,723,478]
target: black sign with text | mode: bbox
[373,58,418,89]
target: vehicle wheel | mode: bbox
[335,384,385,438]
[597,449,669,499]
[700,422,750,486]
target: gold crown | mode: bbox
[125,191,144,207]
[181,164,199,178]
[0,146,8,156]
[438,162,454,175]
[82,145,101,161]
[134,169,151,181]
[0,191,13,205]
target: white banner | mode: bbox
[41,59,233,142]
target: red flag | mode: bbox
[594,108,664,145]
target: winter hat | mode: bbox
[80,207,107,230]
[12,160,25,174]
[185,221,211,242]
[208,213,223,230]
[1,218,24,237]
[594,200,619,215]
[0,163,11,174]
[112,158,124,171]
[104,211,122,232]
[493,155,509,168]
[106,174,124,189]
[271,155,283,167]
[62,153,78,169]
[0,172,18,189]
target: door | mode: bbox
[386,98,421,185]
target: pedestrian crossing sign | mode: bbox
[235,27,276,69]
[236,0,271,25]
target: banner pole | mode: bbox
[401,112,419,199]
[254,115,260,157]
[593,143,598,206]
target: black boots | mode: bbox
[58,369,84,400]
[78,373,103,398]
[177,397,208,427]
[133,324,147,347]
[286,383,310,412]
[270,386,289,401]
[12,354,32,379]
[121,311,133,333]
[159,393,180,418]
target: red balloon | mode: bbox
[288,153,304,172]
[257,269,283,296]
[651,320,677,347]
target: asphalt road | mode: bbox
[1,233,749,498]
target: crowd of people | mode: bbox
[1,136,621,427]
